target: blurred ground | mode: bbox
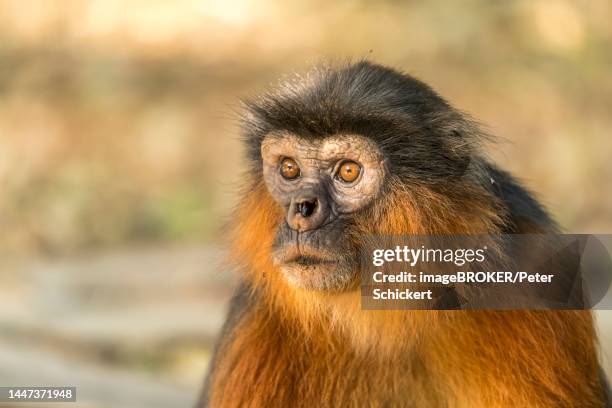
[0,246,232,407]
[0,0,611,406]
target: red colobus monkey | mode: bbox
[200,61,610,407]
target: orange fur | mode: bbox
[208,179,604,407]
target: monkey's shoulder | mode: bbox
[484,163,557,233]
[198,281,256,407]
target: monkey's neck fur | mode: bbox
[207,180,603,407]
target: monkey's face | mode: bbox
[261,132,386,291]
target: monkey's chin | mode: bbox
[278,262,357,292]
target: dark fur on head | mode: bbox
[242,61,480,184]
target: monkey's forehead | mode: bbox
[261,131,385,165]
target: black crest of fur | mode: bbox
[242,61,484,184]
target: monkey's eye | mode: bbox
[280,157,300,180]
[336,160,361,183]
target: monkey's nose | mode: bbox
[296,199,317,218]
[287,197,327,232]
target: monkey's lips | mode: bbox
[273,244,338,266]
[272,244,356,291]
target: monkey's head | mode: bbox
[239,61,501,293]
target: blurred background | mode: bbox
[0,0,610,406]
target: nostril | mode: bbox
[296,199,317,218]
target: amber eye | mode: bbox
[337,160,361,183]
[280,157,300,180]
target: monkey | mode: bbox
[199,61,610,407]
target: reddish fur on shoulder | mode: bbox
[209,179,604,407]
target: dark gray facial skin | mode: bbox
[261,132,386,291]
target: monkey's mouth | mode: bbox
[290,255,337,266]
[273,244,339,266]
[271,244,356,291]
